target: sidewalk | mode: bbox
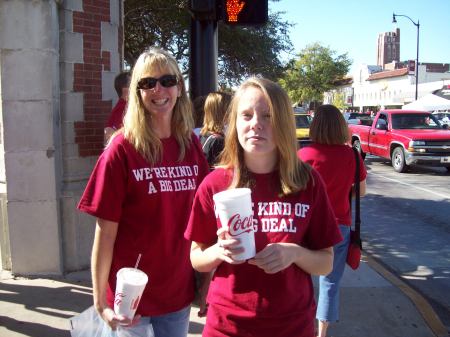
[0,254,447,337]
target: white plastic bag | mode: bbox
[70,306,154,337]
[70,305,116,337]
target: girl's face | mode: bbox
[138,67,181,120]
[236,86,276,159]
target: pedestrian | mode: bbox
[185,77,342,337]
[298,104,367,337]
[78,47,210,337]
[199,91,231,168]
[104,71,130,144]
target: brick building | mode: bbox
[377,28,400,67]
[0,0,124,275]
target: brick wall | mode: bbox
[72,0,114,157]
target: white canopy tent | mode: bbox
[402,93,450,111]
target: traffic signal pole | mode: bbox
[188,0,219,100]
[188,0,268,99]
[189,17,218,100]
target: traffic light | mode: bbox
[220,0,268,25]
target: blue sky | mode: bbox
[270,0,450,74]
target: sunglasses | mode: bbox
[137,74,178,90]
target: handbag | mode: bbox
[346,147,362,270]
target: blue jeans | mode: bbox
[115,305,191,337]
[316,225,350,323]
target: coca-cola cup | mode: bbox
[114,267,148,320]
[213,188,255,261]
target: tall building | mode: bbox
[377,28,400,67]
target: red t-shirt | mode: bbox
[184,168,342,337]
[78,133,209,316]
[298,143,367,225]
[106,98,127,129]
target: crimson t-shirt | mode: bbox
[106,98,126,129]
[298,143,367,225]
[184,168,342,337]
[78,133,209,316]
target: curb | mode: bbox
[364,254,448,337]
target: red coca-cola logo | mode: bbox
[228,213,253,236]
[114,292,125,306]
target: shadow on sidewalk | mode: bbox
[0,278,92,337]
[0,315,69,337]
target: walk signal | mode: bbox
[221,0,268,25]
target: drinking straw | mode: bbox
[134,253,142,270]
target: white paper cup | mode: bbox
[213,188,255,261]
[114,268,148,319]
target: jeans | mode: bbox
[115,305,191,337]
[316,225,350,323]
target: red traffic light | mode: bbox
[222,0,268,25]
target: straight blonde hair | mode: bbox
[219,77,311,195]
[199,91,231,136]
[123,47,193,163]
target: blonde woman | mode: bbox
[185,77,342,337]
[78,47,209,337]
[199,91,231,168]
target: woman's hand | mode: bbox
[248,243,299,274]
[190,226,246,273]
[98,306,141,330]
[216,226,246,265]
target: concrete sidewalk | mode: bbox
[0,254,447,337]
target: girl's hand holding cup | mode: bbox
[216,226,246,264]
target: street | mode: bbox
[360,155,450,330]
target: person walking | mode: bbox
[185,77,342,337]
[298,104,367,337]
[199,91,231,168]
[78,47,209,337]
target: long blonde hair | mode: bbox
[219,77,311,195]
[199,91,231,135]
[123,47,193,163]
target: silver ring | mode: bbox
[218,241,223,248]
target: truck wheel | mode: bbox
[353,140,366,160]
[392,147,408,173]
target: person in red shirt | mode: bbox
[185,77,342,337]
[104,71,130,144]
[298,104,367,337]
[78,47,209,337]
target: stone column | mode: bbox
[0,0,63,275]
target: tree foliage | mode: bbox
[279,43,352,104]
[124,0,293,87]
[124,0,190,70]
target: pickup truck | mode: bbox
[348,109,450,172]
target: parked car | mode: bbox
[344,112,373,125]
[348,109,450,173]
[294,111,312,147]
[432,111,450,126]
[344,112,371,121]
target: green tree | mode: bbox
[332,92,345,111]
[280,43,351,104]
[124,0,293,87]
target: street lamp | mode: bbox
[392,13,420,100]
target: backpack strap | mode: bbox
[352,147,362,248]
[201,134,216,150]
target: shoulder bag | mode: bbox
[346,147,362,270]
